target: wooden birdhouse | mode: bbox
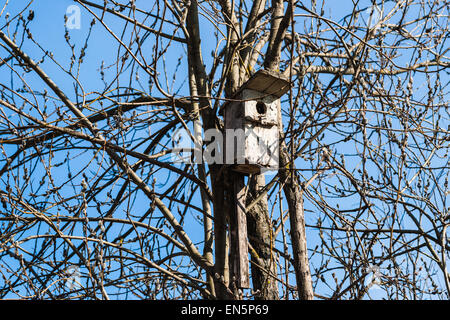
[220,69,290,174]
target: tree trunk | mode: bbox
[185,1,232,299]
[247,174,279,299]
[279,144,314,300]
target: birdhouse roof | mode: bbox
[219,69,291,115]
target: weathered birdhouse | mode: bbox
[220,69,290,174]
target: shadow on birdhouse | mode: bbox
[220,69,291,174]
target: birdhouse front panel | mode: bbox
[224,89,280,174]
[242,89,278,127]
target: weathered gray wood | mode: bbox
[219,69,290,115]
[243,89,279,171]
[229,173,250,289]
[242,69,290,97]
[223,69,288,290]
[224,89,280,174]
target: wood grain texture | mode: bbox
[229,173,250,289]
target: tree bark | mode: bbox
[279,144,314,300]
[247,174,279,299]
[261,0,313,299]
[185,1,233,299]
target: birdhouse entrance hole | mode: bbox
[256,101,266,115]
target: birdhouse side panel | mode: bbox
[224,100,243,130]
[224,101,246,165]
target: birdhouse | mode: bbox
[220,69,290,174]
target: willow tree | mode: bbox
[0,0,448,300]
